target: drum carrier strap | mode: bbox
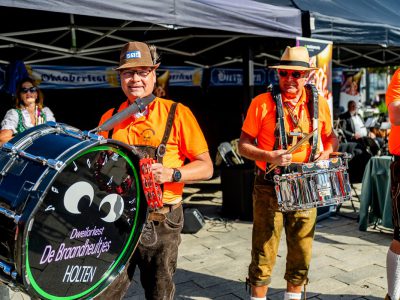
[107,95,156,139]
[156,102,178,163]
[270,84,319,173]
[106,98,177,162]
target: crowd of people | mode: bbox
[0,42,399,300]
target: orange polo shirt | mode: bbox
[242,87,333,171]
[98,97,209,204]
[386,68,400,155]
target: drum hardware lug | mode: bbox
[47,159,64,171]
[15,151,63,170]
[1,142,16,153]
[0,207,21,223]
[82,130,105,141]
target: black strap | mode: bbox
[156,102,178,163]
[272,85,288,150]
[305,84,319,162]
[271,84,319,160]
[107,108,118,138]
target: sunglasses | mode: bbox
[21,87,38,94]
[278,70,306,79]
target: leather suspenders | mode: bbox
[272,84,319,162]
[156,102,178,163]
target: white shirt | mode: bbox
[1,107,56,134]
[351,114,368,137]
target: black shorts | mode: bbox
[391,157,400,241]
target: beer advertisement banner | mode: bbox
[27,65,120,89]
[157,66,203,87]
[339,68,365,112]
[296,37,333,119]
[210,68,267,86]
[27,65,203,89]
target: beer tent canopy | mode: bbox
[292,0,400,67]
[0,0,303,67]
[1,0,400,68]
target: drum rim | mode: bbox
[21,144,146,299]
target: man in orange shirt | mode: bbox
[97,41,213,299]
[385,68,400,300]
[238,46,338,300]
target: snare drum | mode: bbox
[274,155,352,212]
[0,122,147,299]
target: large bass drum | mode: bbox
[0,122,147,299]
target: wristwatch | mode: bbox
[172,168,182,182]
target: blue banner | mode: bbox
[26,65,203,89]
[210,68,267,86]
[28,65,120,89]
[157,66,203,87]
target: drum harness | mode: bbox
[265,84,319,180]
[107,97,180,215]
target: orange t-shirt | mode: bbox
[386,68,400,155]
[98,97,209,204]
[242,87,333,171]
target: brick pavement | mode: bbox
[125,181,392,300]
[3,182,392,300]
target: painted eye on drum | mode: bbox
[63,181,125,223]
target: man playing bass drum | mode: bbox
[96,41,213,300]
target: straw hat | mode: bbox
[116,41,160,70]
[269,46,318,71]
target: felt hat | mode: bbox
[269,46,318,70]
[116,41,160,70]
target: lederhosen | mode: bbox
[97,99,181,300]
[263,84,319,180]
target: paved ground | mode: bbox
[2,179,392,300]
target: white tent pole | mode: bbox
[0,36,71,53]
[70,14,77,50]
[1,27,70,36]
[79,21,132,50]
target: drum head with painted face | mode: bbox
[24,145,146,299]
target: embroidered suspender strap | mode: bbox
[305,84,319,162]
[40,109,46,123]
[272,85,288,150]
[156,102,178,163]
[16,109,27,134]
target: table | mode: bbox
[359,155,393,231]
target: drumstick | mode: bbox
[265,129,317,175]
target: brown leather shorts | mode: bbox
[248,173,317,286]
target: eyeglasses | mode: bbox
[120,69,153,79]
[278,70,307,79]
[21,87,38,94]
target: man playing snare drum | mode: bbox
[385,68,400,300]
[238,46,338,300]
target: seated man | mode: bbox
[339,100,381,155]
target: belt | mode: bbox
[255,167,265,177]
[148,202,182,221]
[255,167,275,185]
